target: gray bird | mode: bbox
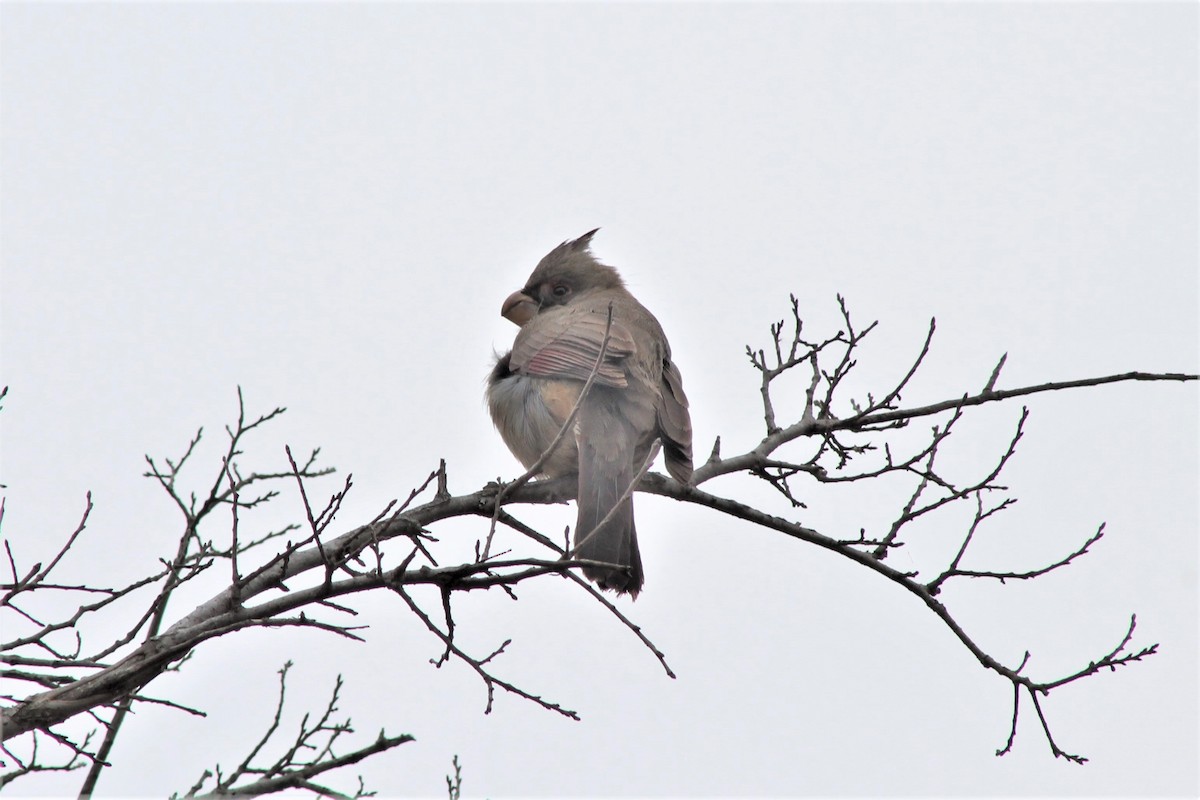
[487,230,692,596]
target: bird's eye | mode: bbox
[552,284,570,298]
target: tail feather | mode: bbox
[575,439,643,597]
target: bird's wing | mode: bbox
[657,358,694,483]
[511,304,635,388]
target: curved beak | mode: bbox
[501,290,538,327]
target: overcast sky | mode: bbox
[2,3,1197,798]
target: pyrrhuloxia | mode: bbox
[487,230,692,596]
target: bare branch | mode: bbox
[391,583,580,720]
[176,661,413,799]
[2,298,1192,787]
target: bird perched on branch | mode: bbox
[487,229,693,597]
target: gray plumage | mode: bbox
[487,230,693,596]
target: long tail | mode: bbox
[575,439,643,597]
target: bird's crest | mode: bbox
[527,228,623,291]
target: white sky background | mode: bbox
[2,3,1197,797]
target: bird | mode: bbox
[487,229,692,597]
